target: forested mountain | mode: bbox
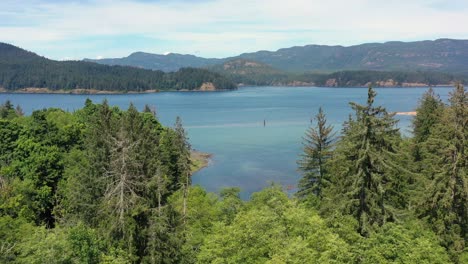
[89,39,468,74]
[207,59,295,86]
[1,85,466,263]
[209,59,466,87]
[0,43,236,92]
[85,52,223,72]
[236,38,468,73]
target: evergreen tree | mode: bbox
[297,107,335,200]
[419,84,467,258]
[413,87,444,143]
[325,86,400,236]
[101,105,144,240]
[174,117,191,224]
[0,100,16,119]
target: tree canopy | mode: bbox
[0,84,467,263]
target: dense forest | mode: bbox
[0,43,236,92]
[310,70,468,87]
[0,85,466,263]
[207,59,467,87]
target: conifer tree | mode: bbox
[413,87,444,144]
[102,104,143,235]
[325,86,400,236]
[297,107,335,200]
[419,84,467,257]
[174,117,191,223]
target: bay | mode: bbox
[0,86,452,198]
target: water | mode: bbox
[0,86,452,198]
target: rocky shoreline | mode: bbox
[190,151,212,175]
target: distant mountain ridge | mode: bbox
[88,39,468,74]
[236,38,468,73]
[85,52,223,72]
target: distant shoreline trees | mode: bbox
[0,43,237,92]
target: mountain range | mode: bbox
[87,39,468,74]
[86,52,223,72]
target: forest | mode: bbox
[208,58,467,87]
[0,43,236,92]
[216,67,467,87]
[0,84,466,263]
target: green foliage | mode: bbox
[297,107,335,201]
[312,70,467,87]
[210,58,466,87]
[412,88,445,144]
[197,186,352,263]
[0,43,236,91]
[323,86,402,236]
[1,83,467,263]
[0,99,196,263]
[417,84,468,259]
[359,221,451,264]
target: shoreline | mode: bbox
[1,85,456,95]
[190,151,213,175]
[0,87,235,95]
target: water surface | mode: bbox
[0,86,452,198]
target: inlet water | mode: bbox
[0,86,452,198]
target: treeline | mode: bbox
[0,43,236,92]
[0,85,466,263]
[211,63,466,87]
[310,70,468,87]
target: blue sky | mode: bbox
[1,0,467,60]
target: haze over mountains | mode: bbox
[87,39,468,74]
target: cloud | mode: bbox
[1,0,467,59]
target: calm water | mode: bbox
[0,87,452,198]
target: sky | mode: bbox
[1,0,467,60]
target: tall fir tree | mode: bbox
[413,87,444,144]
[297,107,335,200]
[419,84,467,259]
[174,117,191,224]
[324,86,401,237]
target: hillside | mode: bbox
[209,59,466,87]
[89,39,468,74]
[237,38,468,73]
[0,43,236,92]
[207,59,296,85]
[85,52,224,72]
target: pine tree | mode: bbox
[297,107,335,200]
[325,86,400,236]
